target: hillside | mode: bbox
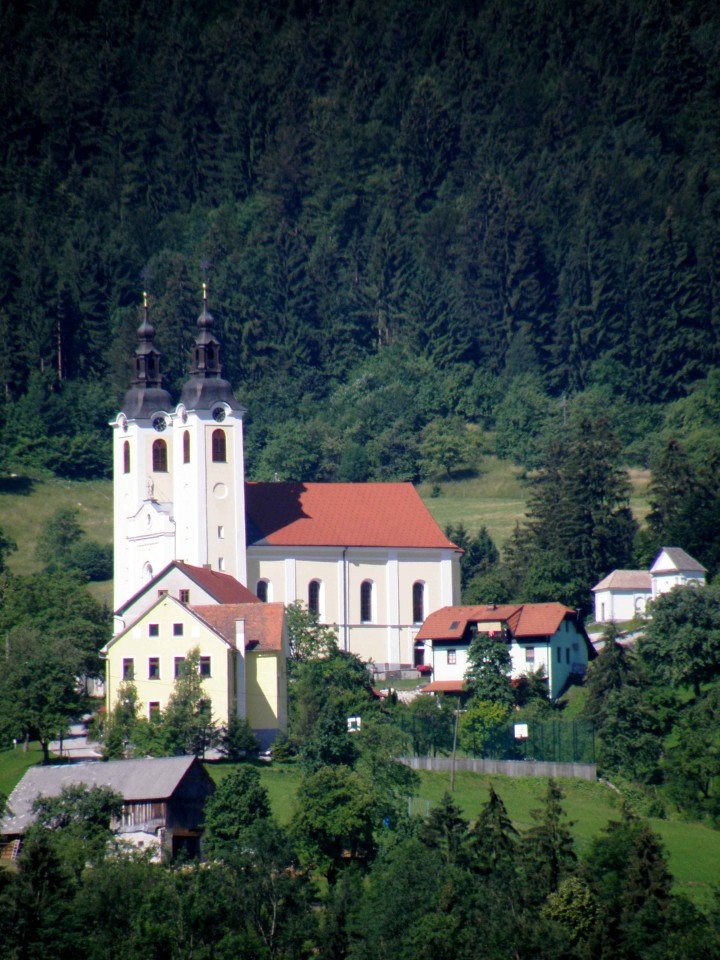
[0,458,654,577]
[1,0,719,492]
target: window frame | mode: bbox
[122,657,134,681]
[199,656,211,678]
[360,580,373,623]
[152,438,168,473]
[148,657,160,680]
[412,581,425,624]
[182,430,190,464]
[308,579,321,617]
[256,580,269,603]
[447,649,457,665]
[123,440,131,474]
[211,428,227,463]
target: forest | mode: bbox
[3,771,720,960]
[0,0,719,484]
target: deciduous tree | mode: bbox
[640,585,720,696]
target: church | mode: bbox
[110,291,461,693]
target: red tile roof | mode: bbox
[116,560,260,614]
[245,482,458,549]
[414,605,523,641]
[513,603,576,637]
[422,680,466,694]
[416,602,596,660]
[174,562,260,604]
[192,603,285,653]
[416,603,576,640]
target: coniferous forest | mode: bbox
[1,0,719,490]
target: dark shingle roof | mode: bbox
[1,757,203,836]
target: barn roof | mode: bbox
[1,757,208,836]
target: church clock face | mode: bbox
[212,406,226,422]
[152,416,167,432]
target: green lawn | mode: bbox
[206,761,720,908]
[0,744,45,799]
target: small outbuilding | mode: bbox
[0,756,215,859]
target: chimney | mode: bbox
[235,619,246,719]
[235,619,246,654]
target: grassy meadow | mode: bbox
[419,457,652,546]
[0,475,113,576]
[0,457,651,572]
[204,760,720,908]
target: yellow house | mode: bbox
[103,594,287,749]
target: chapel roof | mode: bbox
[192,602,285,653]
[591,569,653,592]
[650,547,707,575]
[245,482,458,549]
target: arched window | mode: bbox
[143,562,153,582]
[123,441,130,474]
[412,581,425,624]
[256,580,269,603]
[183,430,190,464]
[212,429,226,463]
[360,580,373,623]
[152,439,167,472]
[308,580,321,617]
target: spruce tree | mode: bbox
[521,779,576,898]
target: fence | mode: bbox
[393,714,595,765]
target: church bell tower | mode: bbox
[171,284,248,587]
[111,288,248,612]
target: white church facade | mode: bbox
[111,291,460,672]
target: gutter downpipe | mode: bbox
[342,546,349,651]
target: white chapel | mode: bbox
[111,292,461,671]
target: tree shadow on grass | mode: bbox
[0,476,35,495]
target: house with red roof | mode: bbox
[103,593,287,749]
[114,559,261,633]
[415,603,595,699]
